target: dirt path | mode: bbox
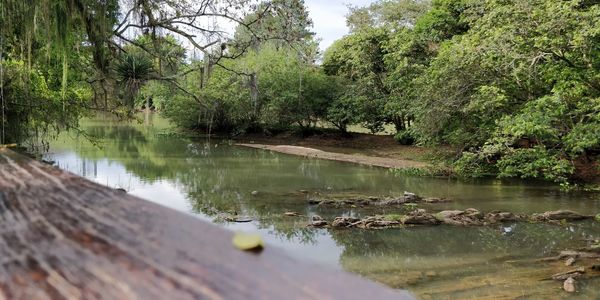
[236,143,429,169]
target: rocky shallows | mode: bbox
[307,209,597,229]
[307,191,450,207]
[302,191,598,229]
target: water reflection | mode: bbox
[44,114,600,298]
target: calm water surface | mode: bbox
[44,115,600,299]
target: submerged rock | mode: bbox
[308,208,596,231]
[486,211,522,223]
[308,191,450,207]
[434,209,484,226]
[309,220,328,228]
[531,210,592,221]
[423,197,450,203]
[403,191,421,203]
[330,216,401,229]
[361,217,400,229]
[559,250,600,259]
[563,277,576,293]
[377,198,408,206]
[307,199,322,205]
[424,271,438,277]
[251,190,259,196]
[401,209,441,225]
[565,257,576,266]
[331,217,360,228]
[551,267,585,281]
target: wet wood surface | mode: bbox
[0,149,413,299]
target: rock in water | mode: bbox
[532,210,591,221]
[552,267,585,281]
[434,209,484,226]
[310,220,328,228]
[401,209,441,225]
[565,257,576,266]
[251,191,259,196]
[563,277,576,293]
[331,217,360,228]
[423,197,449,203]
[486,211,520,223]
[403,191,421,202]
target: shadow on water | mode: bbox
[44,114,600,299]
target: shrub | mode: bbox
[394,129,416,145]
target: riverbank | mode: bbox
[234,132,447,170]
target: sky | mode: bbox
[304,0,374,52]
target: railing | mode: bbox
[0,149,414,299]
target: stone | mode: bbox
[401,210,441,225]
[307,199,321,205]
[299,190,309,194]
[434,209,484,226]
[403,191,421,203]
[563,277,576,293]
[565,257,576,266]
[115,188,127,193]
[310,220,328,228]
[423,197,450,203]
[251,191,259,196]
[558,251,600,259]
[551,267,585,281]
[312,215,323,221]
[377,198,407,206]
[532,210,591,221]
[331,217,361,228]
[284,212,300,217]
[434,210,468,226]
[486,211,518,223]
[465,208,484,219]
[363,219,400,229]
[424,271,437,277]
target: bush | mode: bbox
[453,152,496,178]
[496,147,574,183]
[394,129,416,145]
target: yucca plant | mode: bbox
[115,52,154,109]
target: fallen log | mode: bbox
[0,149,412,299]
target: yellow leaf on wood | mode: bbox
[232,232,264,251]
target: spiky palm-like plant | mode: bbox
[115,52,154,109]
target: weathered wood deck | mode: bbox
[0,149,414,299]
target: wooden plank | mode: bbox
[0,149,414,300]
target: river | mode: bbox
[43,114,600,299]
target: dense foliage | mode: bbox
[322,0,600,183]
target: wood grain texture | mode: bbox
[0,149,414,300]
